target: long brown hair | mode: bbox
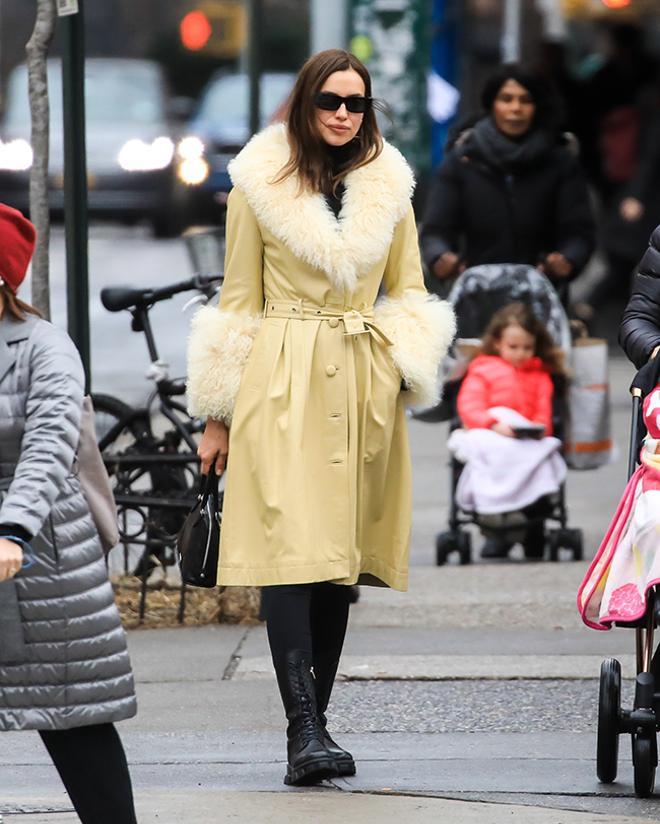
[481,302,564,374]
[0,283,42,321]
[277,49,383,195]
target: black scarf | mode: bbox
[323,140,359,218]
[469,116,554,172]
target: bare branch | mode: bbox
[26,0,56,319]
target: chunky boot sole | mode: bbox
[335,756,356,777]
[284,754,341,786]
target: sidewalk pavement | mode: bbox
[2,356,655,822]
[0,791,651,824]
[1,563,653,823]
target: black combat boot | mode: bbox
[313,652,356,777]
[274,650,340,786]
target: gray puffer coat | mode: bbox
[0,313,136,731]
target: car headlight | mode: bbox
[0,139,33,171]
[177,157,210,186]
[177,135,205,161]
[117,137,174,172]
[176,136,209,185]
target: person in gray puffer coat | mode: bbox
[0,205,137,823]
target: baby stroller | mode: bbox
[590,379,660,798]
[435,264,583,565]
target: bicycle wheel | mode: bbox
[92,393,198,577]
[91,393,151,452]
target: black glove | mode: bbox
[630,354,660,396]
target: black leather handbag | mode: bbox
[176,471,222,587]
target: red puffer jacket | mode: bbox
[457,354,554,433]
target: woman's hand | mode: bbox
[620,197,644,222]
[197,418,230,476]
[0,539,23,582]
[491,422,515,437]
[540,252,573,279]
[432,252,462,280]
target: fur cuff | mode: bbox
[187,305,262,424]
[374,291,456,409]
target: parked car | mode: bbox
[179,71,295,222]
[0,58,187,237]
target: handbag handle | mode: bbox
[198,470,219,506]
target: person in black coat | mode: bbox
[619,225,660,369]
[619,224,660,686]
[421,64,595,296]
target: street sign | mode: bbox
[349,0,431,174]
[57,0,79,16]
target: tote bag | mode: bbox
[76,396,120,553]
[565,338,613,470]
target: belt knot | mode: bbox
[263,300,392,347]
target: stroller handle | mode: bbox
[628,389,643,481]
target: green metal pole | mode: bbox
[246,0,262,137]
[61,0,91,391]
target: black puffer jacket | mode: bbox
[619,226,660,368]
[421,122,595,281]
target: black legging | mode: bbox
[262,583,351,664]
[38,723,137,824]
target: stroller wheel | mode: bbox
[547,530,560,562]
[557,527,583,561]
[435,531,470,566]
[633,733,657,797]
[522,523,545,560]
[547,528,583,562]
[436,531,456,566]
[457,531,472,565]
[597,658,621,784]
[570,529,584,562]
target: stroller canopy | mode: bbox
[447,264,572,352]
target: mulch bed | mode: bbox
[112,577,262,630]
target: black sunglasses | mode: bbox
[314,92,371,114]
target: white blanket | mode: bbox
[447,407,567,514]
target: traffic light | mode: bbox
[179,1,246,58]
[562,0,647,16]
[180,11,213,51]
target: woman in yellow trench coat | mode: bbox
[187,49,455,786]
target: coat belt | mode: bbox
[263,299,392,347]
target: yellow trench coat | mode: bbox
[187,124,455,590]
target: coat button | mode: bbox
[328,318,339,328]
[325,365,337,377]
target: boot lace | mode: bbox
[290,662,322,746]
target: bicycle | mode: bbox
[92,272,223,621]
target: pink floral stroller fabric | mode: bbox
[578,387,660,630]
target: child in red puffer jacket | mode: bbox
[454,302,565,559]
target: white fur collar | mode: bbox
[228,123,415,293]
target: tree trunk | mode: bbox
[26,0,56,319]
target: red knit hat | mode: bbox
[0,204,36,293]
